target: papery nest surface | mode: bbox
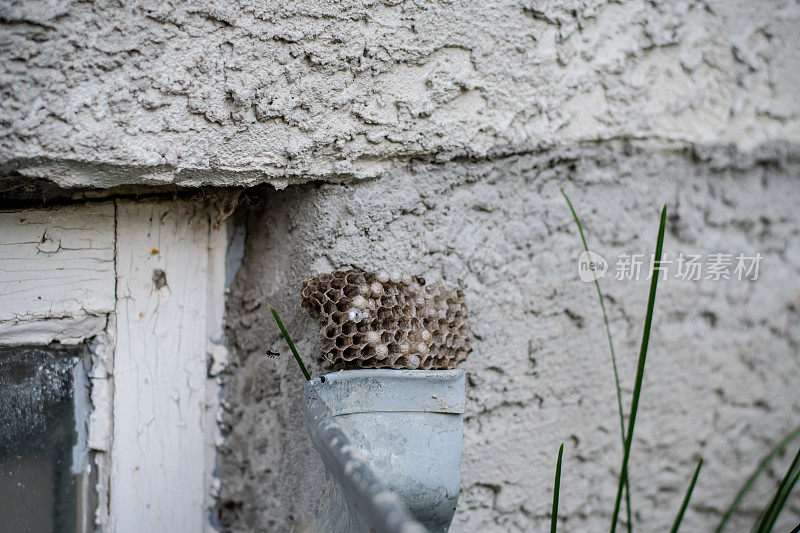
[301,269,471,370]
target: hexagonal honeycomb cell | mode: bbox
[301,269,471,370]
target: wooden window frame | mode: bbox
[0,199,228,532]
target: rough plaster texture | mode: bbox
[3,0,800,530]
[2,0,800,188]
[220,141,800,531]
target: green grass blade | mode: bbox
[716,424,800,532]
[562,189,632,531]
[610,203,667,533]
[561,189,626,443]
[763,460,800,533]
[269,304,311,381]
[756,445,800,533]
[670,458,704,533]
[761,453,800,532]
[552,442,564,533]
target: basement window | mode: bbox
[0,199,230,530]
[0,345,91,533]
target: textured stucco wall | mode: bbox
[1,0,799,187]
[3,0,800,531]
[220,141,800,531]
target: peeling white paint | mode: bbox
[205,216,229,528]
[87,334,113,453]
[0,203,116,344]
[0,199,227,531]
[0,315,108,345]
[111,200,222,533]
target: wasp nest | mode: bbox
[301,270,471,370]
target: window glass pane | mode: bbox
[0,345,86,533]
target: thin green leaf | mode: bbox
[756,445,800,533]
[552,442,565,533]
[670,458,704,533]
[269,304,311,381]
[765,468,800,533]
[761,456,800,532]
[610,204,667,533]
[716,424,800,532]
[562,189,633,531]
